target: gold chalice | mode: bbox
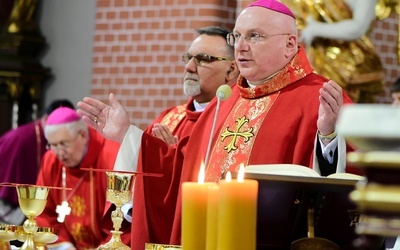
[16,185,49,250]
[97,172,134,250]
[0,224,16,250]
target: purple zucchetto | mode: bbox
[46,107,81,125]
[247,0,295,19]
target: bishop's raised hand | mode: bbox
[77,93,131,143]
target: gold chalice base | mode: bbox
[35,227,58,245]
[15,226,58,245]
[145,243,182,250]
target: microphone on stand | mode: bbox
[204,84,232,168]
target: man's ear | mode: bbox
[285,35,297,57]
[226,62,239,82]
[79,129,89,140]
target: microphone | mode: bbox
[216,84,232,101]
[204,84,232,169]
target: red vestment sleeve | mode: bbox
[130,135,188,250]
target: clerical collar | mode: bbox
[238,46,315,99]
[193,100,209,112]
[247,71,280,87]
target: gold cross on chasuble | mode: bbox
[205,92,279,182]
[221,116,254,153]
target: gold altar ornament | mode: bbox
[338,104,400,241]
[15,226,58,250]
[16,185,49,250]
[97,172,135,250]
[291,208,340,250]
[0,224,16,250]
[145,243,182,250]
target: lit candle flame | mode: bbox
[225,171,232,182]
[237,163,245,182]
[198,162,205,184]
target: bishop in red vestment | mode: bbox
[0,99,73,225]
[76,5,355,248]
[129,1,356,247]
[35,107,129,249]
[130,46,355,249]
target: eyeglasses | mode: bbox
[46,133,80,152]
[226,32,290,46]
[182,53,232,66]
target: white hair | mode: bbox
[44,119,88,140]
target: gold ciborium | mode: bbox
[97,172,134,250]
[0,224,16,250]
[16,185,49,250]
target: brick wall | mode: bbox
[92,0,399,129]
[92,0,237,130]
[370,12,400,103]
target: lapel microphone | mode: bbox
[204,84,233,169]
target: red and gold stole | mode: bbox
[205,47,314,182]
[160,104,187,133]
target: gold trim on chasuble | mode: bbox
[205,94,279,182]
[204,47,314,182]
[159,104,187,132]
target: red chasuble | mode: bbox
[36,127,121,249]
[131,99,202,249]
[131,47,353,249]
[144,98,202,139]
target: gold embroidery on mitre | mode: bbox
[160,104,187,132]
[70,223,89,243]
[70,195,86,217]
[221,116,254,153]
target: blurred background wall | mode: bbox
[1,0,398,132]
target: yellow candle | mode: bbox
[205,184,220,250]
[217,166,258,250]
[182,163,216,250]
